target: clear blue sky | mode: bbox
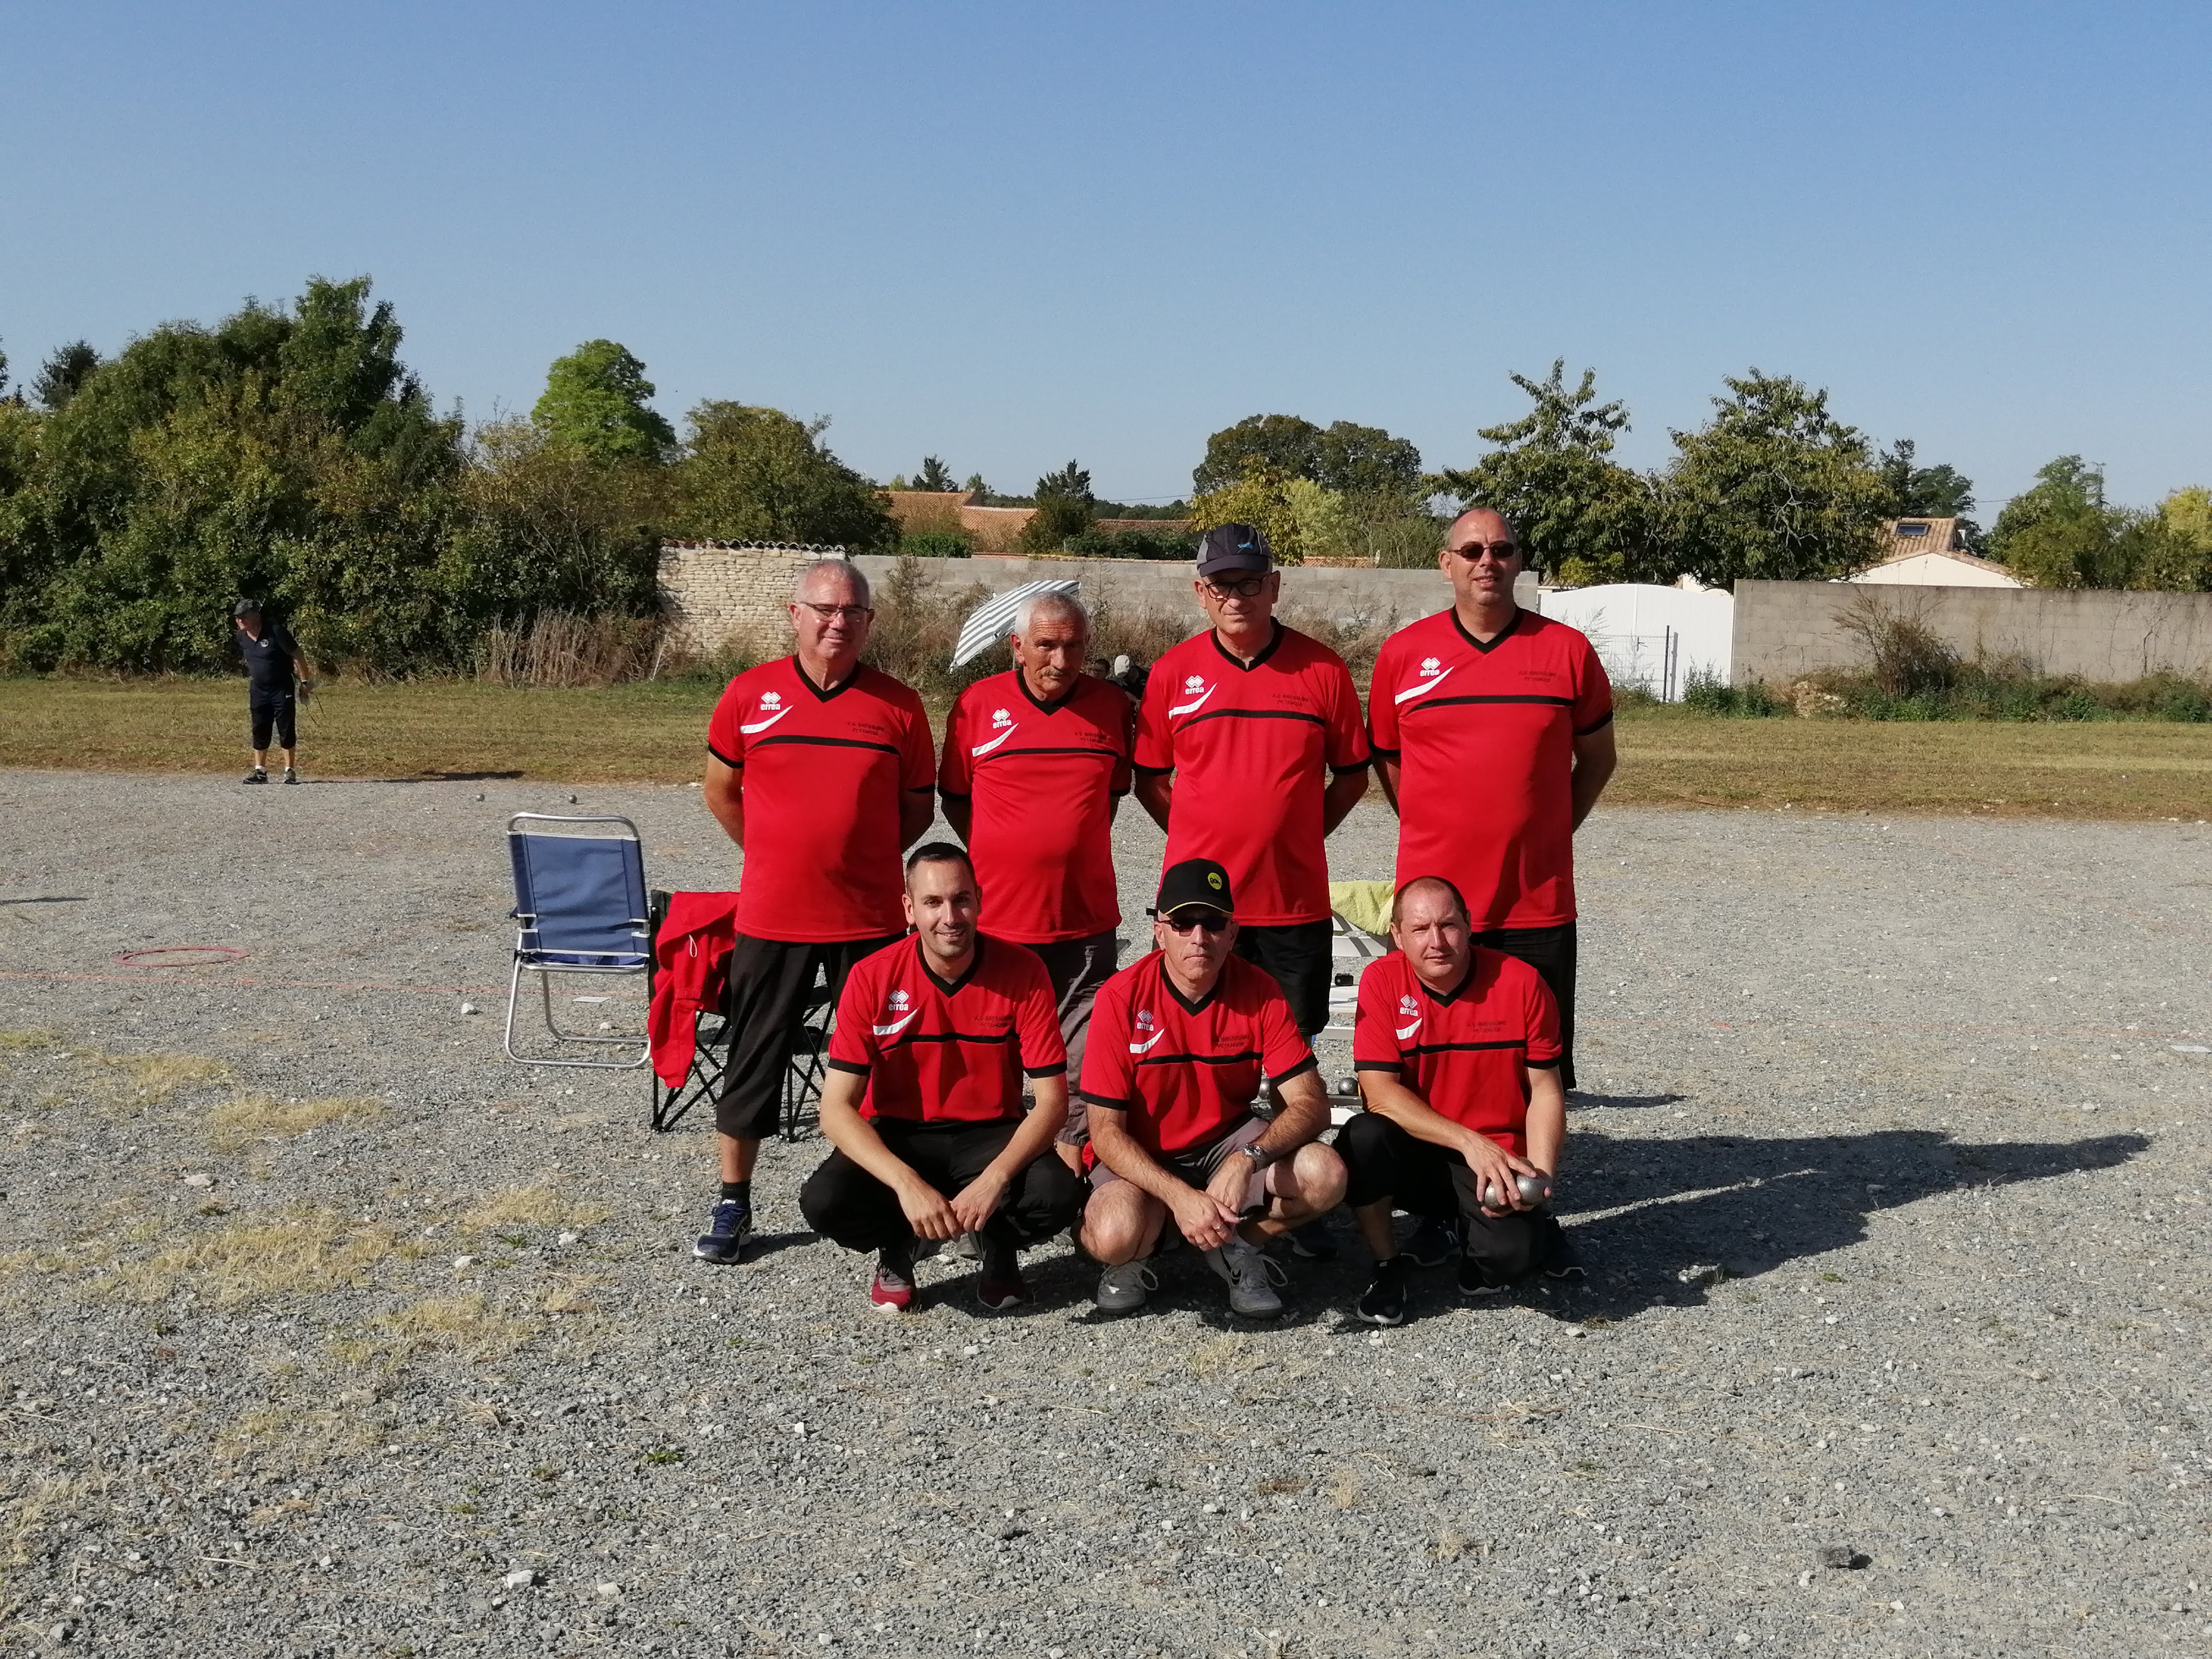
[4,2,2206,512]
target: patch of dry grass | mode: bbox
[203,1093,382,1151]
[460,1183,609,1235]
[373,1292,538,1362]
[101,1210,395,1309]
[211,1403,384,1471]
[1,1473,105,1580]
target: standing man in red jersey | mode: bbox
[939,591,1133,1170]
[1339,876,1572,1324]
[696,558,937,1263]
[1366,506,1615,1117]
[800,844,1081,1314]
[1132,524,1370,1041]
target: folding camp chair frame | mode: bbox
[503,812,652,1071]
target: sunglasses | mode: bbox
[1448,540,1521,561]
[1160,909,1231,935]
[1201,575,1268,600]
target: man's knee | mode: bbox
[1285,1142,1347,1209]
[798,1153,885,1247]
[1006,1154,1082,1240]
[1078,1185,1155,1264]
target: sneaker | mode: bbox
[1355,1255,1408,1326]
[1205,1235,1287,1318]
[1095,1260,1158,1314]
[1405,1216,1459,1267]
[281,767,299,785]
[1457,1250,1509,1300]
[975,1239,1026,1311]
[870,1245,917,1314]
[1541,1241,1587,1284]
[692,1198,753,1263]
[242,768,268,785]
[1286,1218,1338,1261]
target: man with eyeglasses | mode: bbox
[1076,859,1347,1318]
[695,557,937,1264]
[1132,523,1369,1041]
[1367,510,1614,1239]
[939,591,1133,1172]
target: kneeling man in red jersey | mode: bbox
[799,844,1081,1314]
[1077,859,1346,1319]
[1340,875,1576,1326]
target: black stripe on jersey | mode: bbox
[1527,1057,1562,1070]
[826,1058,871,1076]
[895,1030,1017,1045]
[751,734,903,756]
[1575,710,1616,736]
[1366,743,1401,759]
[1135,1048,1261,1067]
[1402,694,1573,711]
[1266,1055,1320,1087]
[707,743,741,768]
[1179,708,1325,731]
[1353,1059,1404,1073]
[1079,1091,1133,1111]
[1023,1063,1068,1079]
[1132,762,1172,777]
[1402,1038,1528,1055]
[976,745,1122,761]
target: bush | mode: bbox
[1062,527,1197,561]
[1682,670,1781,716]
[899,530,974,559]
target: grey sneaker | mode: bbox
[1095,1260,1158,1314]
[242,768,268,785]
[1205,1235,1287,1318]
[281,767,299,785]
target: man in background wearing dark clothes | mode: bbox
[232,600,314,785]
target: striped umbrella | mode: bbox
[950,579,1081,668]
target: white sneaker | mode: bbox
[1095,1260,1158,1313]
[1205,1235,1287,1318]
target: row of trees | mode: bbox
[0,279,899,673]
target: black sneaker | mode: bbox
[281,767,299,786]
[1355,1256,1408,1326]
[1457,1250,1510,1300]
[975,1237,1027,1311]
[1542,1240,1587,1284]
[1286,1218,1338,1261]
[692,1198,753,1263]
[242,768,268,785]
[1405,1216,1459,1267]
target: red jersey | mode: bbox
[1133,624,1369,926]
[1367,608,1612,930]
[1351,947,1561,1157]
[824,935,1067,1125]
[706,658,935,943]
[1079,951,1316,1157]
[939,670,1134,943]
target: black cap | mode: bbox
[1152,857,1234,919]
[1195,523,1272,579]
[232,598,262,618]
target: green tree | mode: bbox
[1437,361,1653,585]
[1877,438,1981,548]
[670,403,895,549]
[1313,420,1422,500]
[1657,371,1890,588]
[32,342,102,411]
[912,455,957,492]
[1988,456,2107,565]
[1017,459,1097,552]
[1193,415,1322,495]
[1189,470,1304,564]
[532,340,676,465]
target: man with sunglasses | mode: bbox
[1132,524,1369,1040]
[1368,508,1614,1137]
[1076,859,1347,1318]
[695,558,937,1264]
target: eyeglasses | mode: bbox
[1447,540,1521,562]
[1161,909,1231,935]
[1201,576,1268,600]
[797,602,872,622]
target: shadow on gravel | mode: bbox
[371,770,528,783]
[1568,1091,1685,1111]
[0,896,87,905]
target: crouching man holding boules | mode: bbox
[1339,875,1579,1326]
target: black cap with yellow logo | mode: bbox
[1152,857,1234,919]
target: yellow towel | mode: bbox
[1327,880,1396,938]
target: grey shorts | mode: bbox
[1022,930,1120,1146]
[1087,1116,1289,1218]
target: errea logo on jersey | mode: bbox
[1419,657,1442,676]
[1183,675,1205,694]
[739,688,795,733]
[760,691,782,708]
[872,988,919,1037]
[992,707,1012,727]
[1130,1008,1165,1054]
[1395,993,1423,1040]
[1168,674,1216,717]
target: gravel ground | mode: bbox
[0,768,2207,1659]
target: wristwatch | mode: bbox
[1239,1144,1274,1172]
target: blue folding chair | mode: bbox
[503,813,652,1069]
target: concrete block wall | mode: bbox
[1732,580,2212,686]
[657,542,846,656]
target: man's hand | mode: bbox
[1203,1153,1255,1227]
[1170,1182,1242,1251]
[947,1169,1010,1235]
[1462,1133,1546,1215]
[896,1178,961,1240]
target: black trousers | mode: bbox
[1335,1111,1566,1286]
[713,932,901,1139]
[249,696,296,751]
[1476,921,1577,1091]
[1233,917,1334,1036]
[799,1119,1082,1254]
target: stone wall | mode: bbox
[657,542,847,656]
[1731,580,2212,687]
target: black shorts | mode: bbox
[1476,921,1576,1091]
[799,1118,1081,1253]
[1232,918,1334,1037]
[250,696,296,751]
[1334,1111,1567,1285]
[713,932,901,1139]
[1021,930,1120,1145]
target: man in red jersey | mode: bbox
[1339,876,1571,1326]
[1367,507,1615,1101]
[695,558,937,1263]
[1077,859,1347,1318]
[939,591,1132,1170]
[799,844,1081,1313]
[1132,523,1369,1038]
